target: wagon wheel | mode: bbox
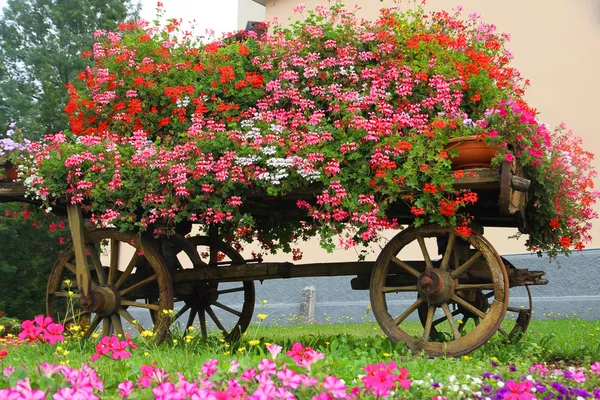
[151,235,255,341]
[417,283,532,343]
[370,224,509,357]
[46,228,174,343]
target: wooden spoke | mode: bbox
[118,308,146,334]
[102,317,111,337]
[383,285,418,293]
[83,315,101,339]
[87,245,107,285]
[441,303,461,339]
[198,308,208,339]
[111,314,125,337]
[390,257,421,278]
[64,262,77,275]
[450,251,482,278]
[393,298,424,326]
[119,274,157,297]
[52,291,81,299]
[185,309,197,333]
[455,283,496,291]
[107,239,119,285]
[440,233,456,271]
[172,304,191,322]
[422,305,435,341]
[213,301,243,317]
[451,295,487,319]
[416,235,433,270]
[114,253,140,289]
[432,308,461,327]
[120,300,160,311]
[206,306,228,334]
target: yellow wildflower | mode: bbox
[257,314,268,321]
[237,347,246,353]
[248,340,260,346]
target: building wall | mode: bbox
[237,0,266,30]
[262,0,600,256]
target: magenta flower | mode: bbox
[44,323,64,345]
[590,362,600,374]
[276,368,302,389]
[312,393,334,400]
[152,382,179,400]
[117,380,134,399]
[258,359,276,375]
[323,376,347,399]
[503,380,535,400]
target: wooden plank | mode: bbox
[67,204,92,297]
[0,182,26,197]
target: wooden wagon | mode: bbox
[0,160,547,357]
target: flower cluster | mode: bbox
[4,348,600,399]
[89,333,137,362]
[17,315,64,345]
[21,3,598,256]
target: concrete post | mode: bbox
[299,285,317,324]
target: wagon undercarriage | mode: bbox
[1,162,549,356]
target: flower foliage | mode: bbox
[22,3,599,257]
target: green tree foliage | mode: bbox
[0,0,139,319]
[0,204,68,320]
[0,0,140,137]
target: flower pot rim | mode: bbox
[447,135,485,144]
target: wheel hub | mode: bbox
[417,270,455,305]
[82,285,121,316]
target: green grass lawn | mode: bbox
[2,317,600,398]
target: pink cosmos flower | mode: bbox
[590,362,600,374]
[258,359,276,375]
[323,376,346,399]
[117,380,134,398]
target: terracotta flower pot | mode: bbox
[2,164,18,182]
[444,136,499,169]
